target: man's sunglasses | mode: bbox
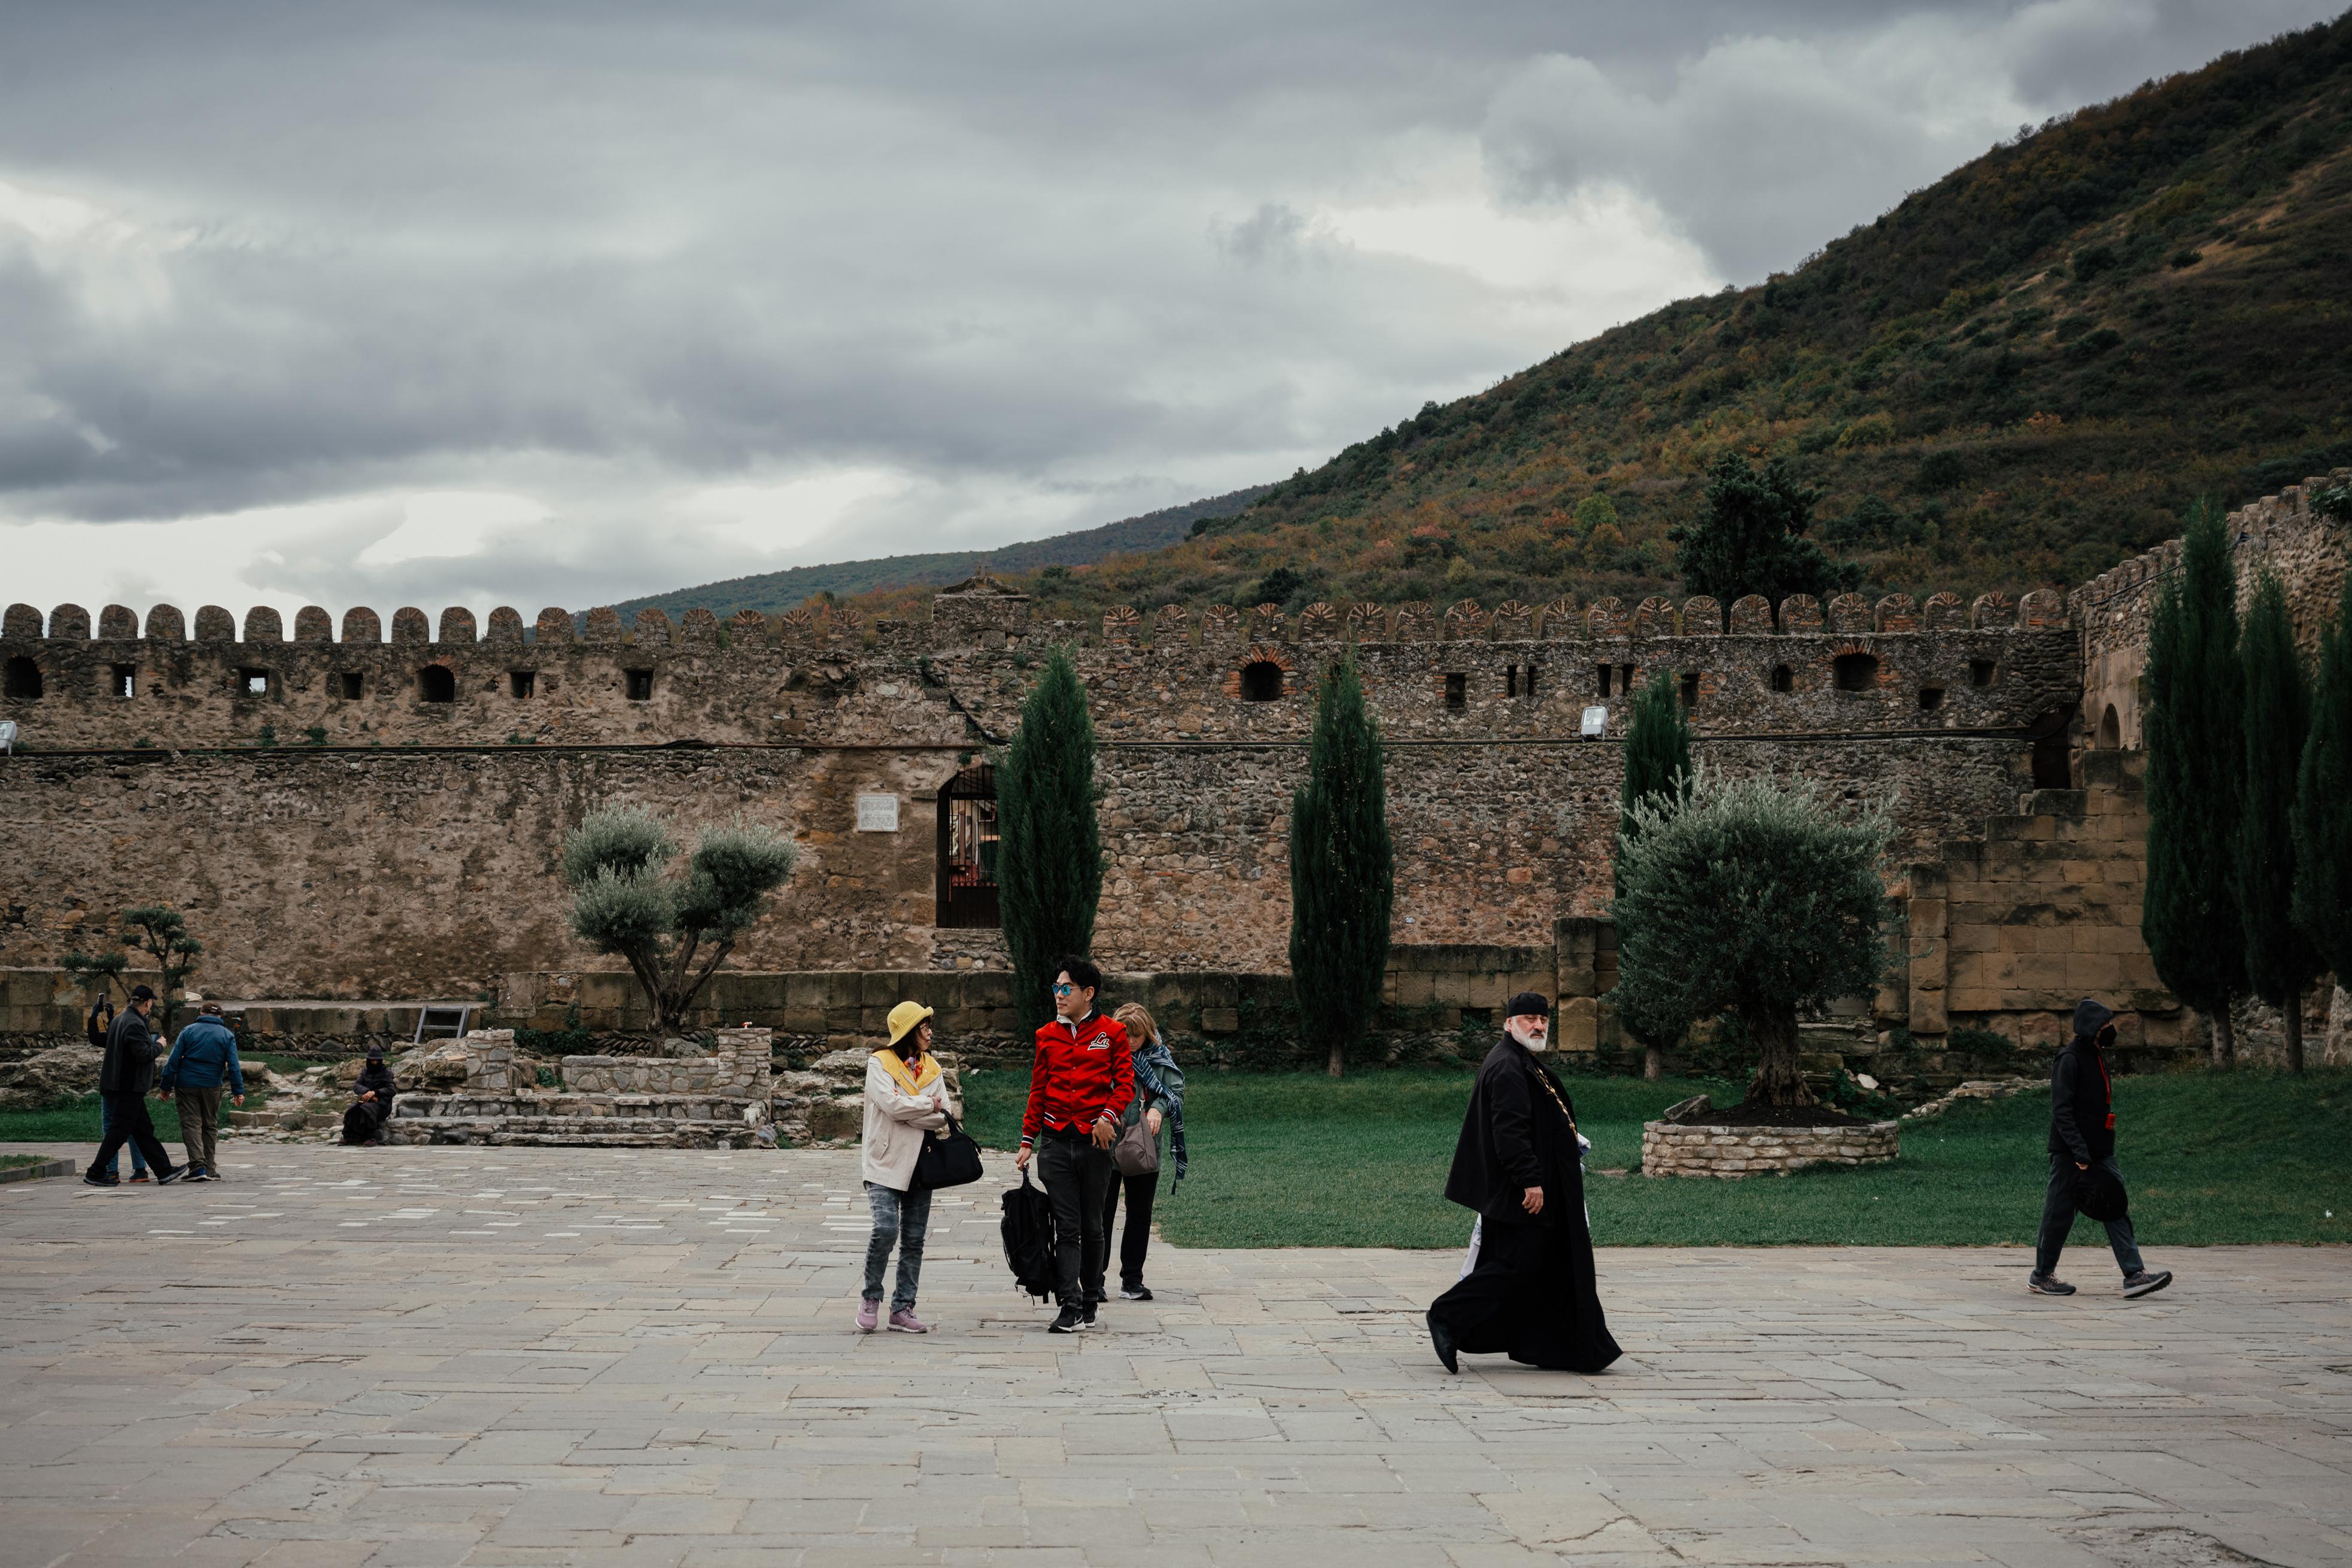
[1053,983,1078,996]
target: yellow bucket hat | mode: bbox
[886,1000,935,1047]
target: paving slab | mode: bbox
[1,1142,2345,1567]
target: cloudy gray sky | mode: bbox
[1,0,2335,624]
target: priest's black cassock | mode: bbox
[1427,1035,1621,1373]
[342,1058,397,1145]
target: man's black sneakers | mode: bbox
[2027,1273,2076,1296]
[1120,1286,1153,1301]
[81,1172,120,1188]
[154,1169,184,1186]
[1047,1306,1086,1334]
[2122,1269,2173,1299]
[1081,1302,1098,1328]
[1427,1310,1459,1374]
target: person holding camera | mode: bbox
[2028,998,2174,1299]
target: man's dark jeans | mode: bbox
[89,1092,174,1183]
[2035,1151,2143,1277]
[1100,1167,1159,1291]
[98,1095,150,1177]
[1036,1131,1114,1308]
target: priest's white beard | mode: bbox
[1506,1019,1549,1052]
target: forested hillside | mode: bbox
[855,14,2352,627]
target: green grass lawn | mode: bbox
[0,1085,271,1147]
[0,1152,52,1169]
[959,1064,2351,1250]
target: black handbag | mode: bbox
[2074,1161,2129,1223]
[912,1113,984,1190]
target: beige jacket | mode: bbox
[860,1052,958,1191]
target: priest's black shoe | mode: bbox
[1427,1310,1458,1374]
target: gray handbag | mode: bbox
[1113,1114,1160,1178]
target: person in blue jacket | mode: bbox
[159,1002,244,1183]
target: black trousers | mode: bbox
[1035,1132,1114,1307]
[88,1092,175,1181]
[1099,1166,1160,1290]
[2034,1151,2143,1277]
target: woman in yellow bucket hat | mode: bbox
[858,999,959,1332]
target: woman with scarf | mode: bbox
[1104,1002,1187,1302]
[1426,992,1620,1375]
[858,1000,958,1333]
[342,1046,397,1145]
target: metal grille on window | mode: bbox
[937,763,1001,929]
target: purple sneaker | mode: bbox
[856,1299,879,1332]
[887,1309,929,1333]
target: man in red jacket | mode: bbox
[1014,956,1132,1333]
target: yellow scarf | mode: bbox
[873,1046,940,1095]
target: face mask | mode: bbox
[1507,1019,1549,1052]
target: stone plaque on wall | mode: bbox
[856,794,900,832]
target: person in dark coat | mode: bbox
[2029,998,2172,1299]
[1427,992,1620,1375]
[342,1047,399,1145]
[84,986,181,1187]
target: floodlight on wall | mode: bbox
[1581,705,1607,739]
[0,719,16,754]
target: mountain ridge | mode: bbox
[836,13,2352,629]
[608,484,1272,621]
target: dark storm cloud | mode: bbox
[0,1,2338,615]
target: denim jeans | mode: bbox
[99,1094,150,1176]
[2035,1151,2144,1277]
[862,1181,932,1313]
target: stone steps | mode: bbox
[386,1114,761,1148]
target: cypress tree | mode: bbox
[2292,569,2352,1019]
[1289,658,1394,1078]
[996,648,1104,1036]
[1617,673,1693,1080]
[2238,573,2323,1071]
[2142,503,2248,1066]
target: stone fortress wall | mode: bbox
[2,581,2077,1008]
[2072,468,2351,751]
[12,505,2346,1064]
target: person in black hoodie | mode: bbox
[1426,992,1621,1374]
[2029,998,2172,1299]
[83,986,181,1187]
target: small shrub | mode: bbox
[2071,244,2120,282]
[302,725,327,746]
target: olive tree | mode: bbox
[1612,768,1894,1107]
[562,806,798,1034]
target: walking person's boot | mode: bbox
[1427,1309,1459,1374]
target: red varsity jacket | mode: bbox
[1020,1011,1133,1147]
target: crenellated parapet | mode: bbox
[4,554,2082,753]
[2071,467,2351,750]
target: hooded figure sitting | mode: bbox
[1426,992,1621,1375]
[342,1047,397,1145]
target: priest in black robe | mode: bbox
[1427,992,1621,1375]
[342,1048,397,1145]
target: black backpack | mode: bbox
[999,1168,1058,1300]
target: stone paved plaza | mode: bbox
[1,1144,2345,1568]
